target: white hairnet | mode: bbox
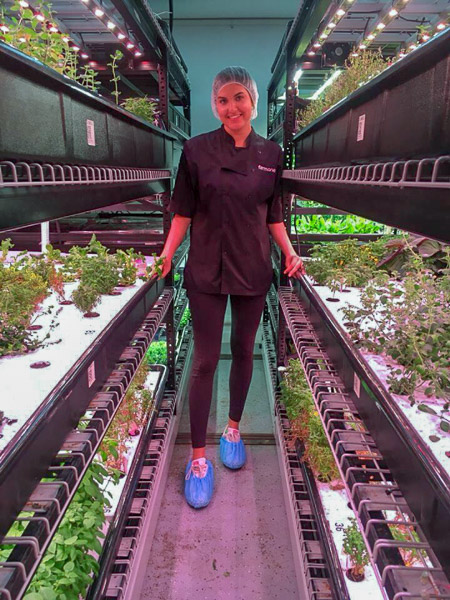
[211,66,259,120]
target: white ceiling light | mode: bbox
[107,21,116,29]
[117,32,125,39]
[94,8,104,17]
[336,9,345,16]
[328,22,336,28]
[389,8,398,16]
[293,69,303,84]
[377,22,386,29]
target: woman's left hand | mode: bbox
[284,254,306,279]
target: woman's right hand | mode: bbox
[151,255,172,279]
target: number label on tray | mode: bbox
[357,114,366,142]
[86,119,96,146]
[88,361,96,388]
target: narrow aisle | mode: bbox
[140,307,300,600]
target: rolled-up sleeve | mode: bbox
[168,150,197,217]
[266,148,284,224]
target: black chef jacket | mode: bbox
[168,125,284,296]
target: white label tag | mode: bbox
[88,361,96,388]
[86,119,96,146]
[353,372,361,398]
[357,114,366,142]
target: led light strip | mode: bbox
[305,0,355,57]
[81,0,143,58]
[394,20,449,61]
[353,0,416,53]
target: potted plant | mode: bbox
[342,518,369,581]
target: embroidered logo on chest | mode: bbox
[258,164,276,173]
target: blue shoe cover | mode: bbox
[184,459,214,509]
[220,429,246,470]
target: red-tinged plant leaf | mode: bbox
[429,435,440,443]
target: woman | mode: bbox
[156,66,305,509]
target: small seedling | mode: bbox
[342,518,369,582]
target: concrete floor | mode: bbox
[140,305,299,600]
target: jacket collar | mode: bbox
[218,124,256,149]
[217,126,262,175]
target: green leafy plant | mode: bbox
[281,359,339,482]
[292,214,386,235]
[121,96,158,124]
[298,50,388,129]
[80,256,120,295]
[150,253,165,278]
[24,461,113,598]
[307,238,388,288]
[341,248,450,412]
[179,307,191,329]
[0,258,49,355]
[0,1,100,91]
[145,340,167,365]
[108,49,123,104]
[342,518,369,581]
[114,249,140,286]
[0,462,116,599]
[72,283,100,315]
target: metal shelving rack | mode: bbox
[0,3,192,597]
[0,0,192,252]
[269,2,450,598]
[278,285,450,599]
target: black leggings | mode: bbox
[187,290,267,448]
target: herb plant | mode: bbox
[99,362,154,474]
[114,249,139,286]
[71,283,100,315]
[23,461,113,599]
[0,1,101,92]
[179,307,191,329]
[298,50,388,129]
[341,248,450,413]
[307,238,388,288]
[121,96,159,124]
[342,517,369,581]
[281,359,339,482]
[150,253,165,278]
[145,340,167,365]
[108,49,123,105]
[0,255,49,355]
[292,213,386,235]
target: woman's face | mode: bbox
[215,83,253,132]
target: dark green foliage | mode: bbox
[145,341,167,365]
